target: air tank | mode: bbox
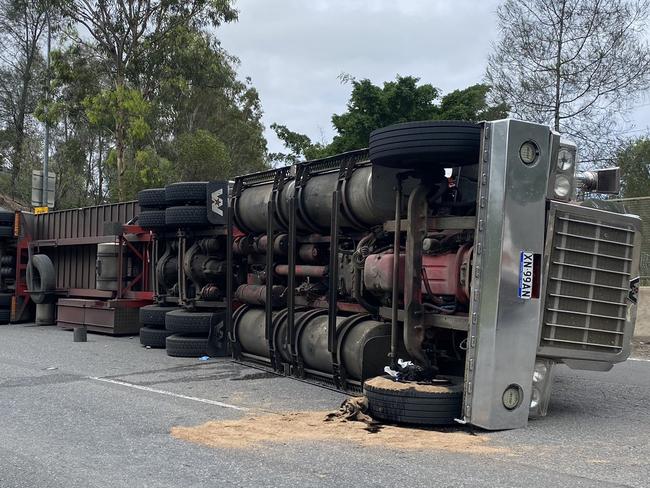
[233,305,390,380]
[234,165,403,234]
[96,243,127,291]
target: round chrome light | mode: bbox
[502,384,523,410]
[554,175,572,198]
[533,361,548,383]
[519,141,539,165]
[557,148,574,171]
[530,387,541,409]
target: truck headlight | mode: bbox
[557,148,574,171]
[530,359,555,418]
[554,175,572,198]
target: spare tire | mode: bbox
[138,210,166,229]
[363,375,463,425]
[140,326,174,348]
[27,254,56,304]
[369,121,481,168]
[165,309,224,334]
[165,182,208,205]
[138,188,167,209]
[166,334,209,357]
[165,206,208,228]
[139,304,179,327]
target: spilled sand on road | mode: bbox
[171,411,507,454]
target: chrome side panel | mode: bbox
[463,120,557,430]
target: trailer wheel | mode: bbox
[138,210,166,229]
[139,305,179,328]
[0,308,9,324]
[165,309,224,335]
[363,375,463,425]
[165,206,208,228]
[140,326,173,348]
[0,211,14,226]
[369,121,481,168]
[27,254,56,304]
[0,293,12,308]
[166,334,209,357]
[1,266,15,277]
[137,188,167,209]
[165,182,208,205]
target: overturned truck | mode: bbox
[224,119,641,430]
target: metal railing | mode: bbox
[606,196,650,284]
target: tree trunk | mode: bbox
[115,117,126,200]
[12,71,31,199]
[98,135,104,204]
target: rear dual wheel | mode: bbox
[139,305,179,348]
[165,334,209,357]
[139,326,173,348]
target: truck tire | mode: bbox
[0,266,14,277]
[165,309,224,334]
[0,226,13,237]
[369,121,481,168]
[138,210,166,229]
[27,254,56,304]
[0,211,14,226]
[138,188,167,209]
[0,293,12,307]
[363,375,463,425]
[165,182,208,205]
[0,255,15,266]
[140,326,173,348]
[0,308,9,324]
[139,305,179,327]
[165,206,208,228]
[166,334,209,357]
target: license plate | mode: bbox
[518,251,535,300]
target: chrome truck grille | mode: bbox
[540,202,641,364]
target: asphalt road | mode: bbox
[0,324,648,488]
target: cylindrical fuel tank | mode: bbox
[235,165,400,233]
[96,243,126,291]
[234,307,272,359]
[234,307,308,362]
[234,306,389,380]
[234,182,275,234]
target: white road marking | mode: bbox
[88,376,247,411]
[629,357,650,363]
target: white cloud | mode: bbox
[216,0,650,155]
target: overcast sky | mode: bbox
[217,0,650,155]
